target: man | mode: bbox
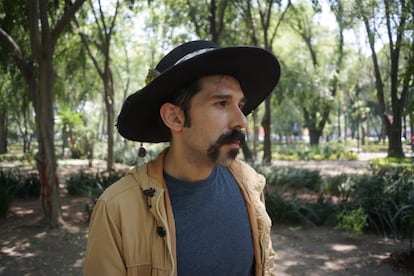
[84,40,281,275]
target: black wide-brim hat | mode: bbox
[117,40,281,142]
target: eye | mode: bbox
[215,101,227,107]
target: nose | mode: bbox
[231,105,248,130]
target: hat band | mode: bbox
[174,48,215,65]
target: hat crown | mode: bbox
[156,40,218,73]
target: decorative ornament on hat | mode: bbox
[145,68,161,85]
[138,142,146,158]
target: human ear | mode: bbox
[159,103,184,132]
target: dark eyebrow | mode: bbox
[210,93,247,106]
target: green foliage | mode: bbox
[0,169,40,218]
[0,153,26,162]
[324,174,358,202]
[66,170,125,197]
[306,196,337,226]
[360,142,388,153]
[13,172,40,199]
[273,143,358,161]
[0,170,15,219]
[265,191,313,226]
[256,162,335,226]
[112,142,167,166]
[66,171,95,197]
[260,157,414,245]
[66,170,126,220]
[113,144,141,165]
[265,190,335,227]
[77,129,96,162]
[336,207,368,237]
[253,163,323,192]
[349,169,414,245]
[369,157,414,172]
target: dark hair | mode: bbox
[171,79,201,127]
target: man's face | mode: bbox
[181,75,248,167]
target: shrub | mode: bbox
[265,191,313,226]
[351,169,414,241]
[0,170,17,219]
[369,157,414,173]
[66,170,126,221]
[272,143,358,161]
[13,173,40,198]
[265,189,336,227]
[0,169,40,219]
[66,170,125,197]
[305,196,337,226]
[324,174,358,202]
[252,163,323,192]
[336,207,368,237]
[66,170,96,196]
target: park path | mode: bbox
[271,151,388,177]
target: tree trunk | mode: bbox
[262,97,272,163]
[309,127,322,145]
[105,82,114,171]
[384,113,404,158]
[36,54,62,228]
[361,124,366,145]
[0,107,7,154]
[241,143,253,162]
[252,110,259,159]
[1,0,85,228]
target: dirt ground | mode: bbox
[273,225,412,275]
[1,156,413,275]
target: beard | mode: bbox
[207,129,246,164]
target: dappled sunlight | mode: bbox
[322,260,345,271]
[61,196,89,227]
[1,235,41,259]
[0,196,89,275]
[370,252,391,260]
[1,245,35,258]
[273,225,410,275]
[73,257,84,268]
[331,244,358,252]
[0,222,87,275]
[11,206,35,216]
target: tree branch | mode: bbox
[0,28,31,80]
[51,0,86,44]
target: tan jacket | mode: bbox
[84,150,275,275]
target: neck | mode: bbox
[163,146,214,182]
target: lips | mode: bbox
[226,140,241,149]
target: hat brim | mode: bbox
[117,46,281,142]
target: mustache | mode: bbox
[207,129,246,162]
[215,129,246,147]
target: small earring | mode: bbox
[138,143,147,158]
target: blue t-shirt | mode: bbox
[164,166,254,276]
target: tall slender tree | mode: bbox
[237,0,291,163]
[354,0,413,157]
[0,0,86,228]
[284,1,347,146]
[75,0,121,171]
